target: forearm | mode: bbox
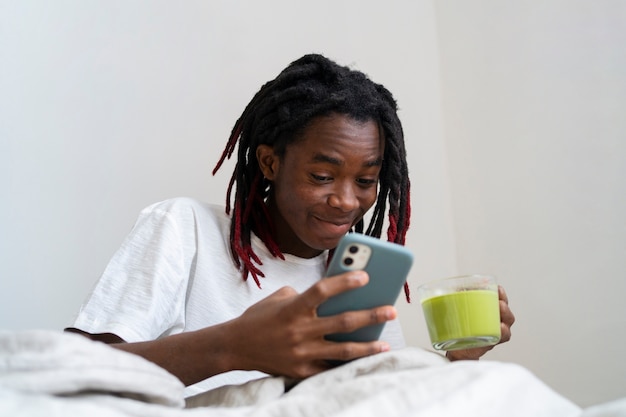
[119,324,239,386]
[66,324,237,387]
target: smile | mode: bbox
[313,216,354,235]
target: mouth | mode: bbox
[313,216,354,236]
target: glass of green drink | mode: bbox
[417,274,501,351]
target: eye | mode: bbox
[356,178,378,187]
[311,173,332,182]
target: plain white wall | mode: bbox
[0,0,451,360]
[435,1,626,407]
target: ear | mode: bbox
[256,144,280,180]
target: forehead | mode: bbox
[287,114,384,161]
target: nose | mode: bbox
[327,182,360,212]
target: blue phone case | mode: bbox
[317,233,413,343]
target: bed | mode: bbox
[1,330,623,416]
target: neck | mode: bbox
[263,198,323,259]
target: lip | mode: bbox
[313,216,354,236]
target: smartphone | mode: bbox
[317,233,414,343]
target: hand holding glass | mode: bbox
[417,275,501,351]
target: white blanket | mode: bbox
[0,330,587,416]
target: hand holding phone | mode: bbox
[317,233,413,343]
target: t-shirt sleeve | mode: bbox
[72,203,191,342]
[380,318,406,350]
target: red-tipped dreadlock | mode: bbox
[212,54,412,301]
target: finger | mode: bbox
[498,285,509,305]
[500,300,516,327]
[317,306,397,336]
[294,359,334,378]
[323,340,391,362]
[270,286,299,300]
[499,321,512,344]
[300,271,369,311]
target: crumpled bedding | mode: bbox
[0,329,606,417]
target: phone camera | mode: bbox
[343,257,354,266]
[348,245,359,254]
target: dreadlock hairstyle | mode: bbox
[213,53,412,301]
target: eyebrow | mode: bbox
[311,152,382,167]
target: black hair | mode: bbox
[213,53,411,300]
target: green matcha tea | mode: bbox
[421,289,501,351]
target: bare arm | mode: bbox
[65,324,237,386]
[66,270,395,386]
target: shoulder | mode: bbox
[140,197,230,225]
[133,198,232,248]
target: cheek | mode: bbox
[360,188,379,210]
[275,177,312,209]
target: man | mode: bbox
[66,54,514,396]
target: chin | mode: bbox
[315,236,344,251]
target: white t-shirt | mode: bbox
[72,197,406,396]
